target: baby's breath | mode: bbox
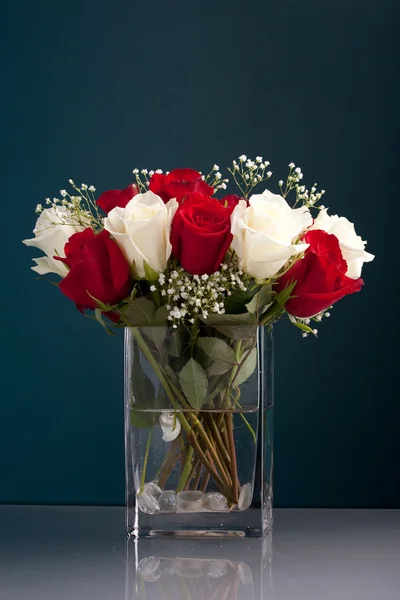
[228,155,272,198]
[278,163,326,209]
[204,163,229,191]
[155,257,252,327]
[132,167,162,192]
[37,181,103,232]
[297,306,333,337]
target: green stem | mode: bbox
[200,470,211,493]
[205,414,231,466]
[176,445,194,493]
[188,432,232,502]
[157,441,180,489]
[155,439,179,487]
[225,413,239,505]
[139,427,153,496]
[239,412,257,444]
[191,460,203,491]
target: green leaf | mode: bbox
[141,305,169,350]
[130,408,157,428]
[123,297,155,327]
[262,281,297,324]
[234,347,257,386]
[201,312,258,339]
[179,358,208,410]
[153,305,169,325]
[87,292,114,312]
[224,285,259,314]
[196,337,237,376]
[169,329,184,358]
[143,261,159,282]
[94,308,115,335]
[274,280,297,309]
[245,283,273,315]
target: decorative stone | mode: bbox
[145,482,162,499]
[158,558,177,576]
[238,483,253,511]
[201,560,228,578]
[237,561,252,585]
[159,490,178,512]
[176,558,202,578]
[137,557,161,582]
[177,491,204,512]
[201,492,228,511]
[137,484,161,514]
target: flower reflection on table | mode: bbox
[126,535,272,600]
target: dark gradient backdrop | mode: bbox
[1,1,399,507]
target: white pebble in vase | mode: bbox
[159,490,178,512]
[238,483,253,511]
[177,491,204,512]
[201,492,228,511]
[137,557,161,582]
[137,483,162,514]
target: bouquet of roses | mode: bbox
[23,157,374,513]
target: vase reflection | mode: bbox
[126,535,272,600]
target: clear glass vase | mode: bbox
[125,324,273,538]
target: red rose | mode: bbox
[149,168,214,203]
[220,194,241,209]
[97,184,139,214]
[170,192,234,275]
[277,229,363,318]
[56,228,132,311]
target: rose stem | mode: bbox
[138,427,153,496]
[176,445,194,493]
[189,418,233,490]
[222,421,230,450]
[225,412,240,505]
[131,328,229,483]
[188,432,233,501]
[200,470,211,493]
[210,579,233,600]
[231,572,240,600]
[203,419,233,489]
[130,328,231,499]
[158,441,180,489]
[205,413,231,466]
[239,411,257,444]
[183,457,200,491]
[154,447,171,484]
[191,460,203,491]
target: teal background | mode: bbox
[1,1,399,507]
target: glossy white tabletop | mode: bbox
[0,506,399,599]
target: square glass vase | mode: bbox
[125,324,273,538]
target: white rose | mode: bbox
[230,190,312,279]
[104,191,178,278]
[159,412,181,442]
[23,207,83,277]
[311,208,374,279]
